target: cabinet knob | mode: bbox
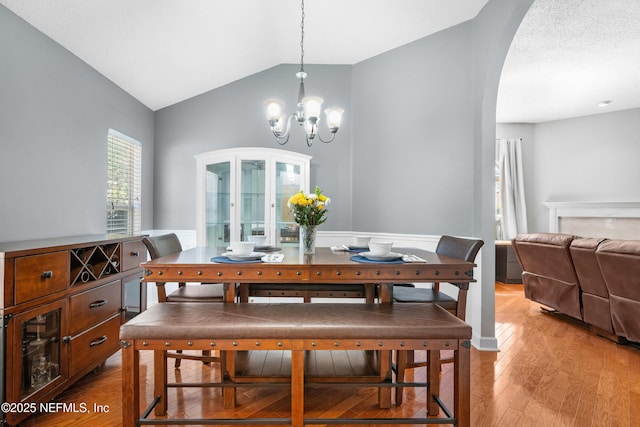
[62,336,71,343]
[131,251,139,257]
[41,271,53,279]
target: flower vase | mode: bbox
[300,225,318,255]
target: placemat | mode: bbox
[211,256,262,264]
[349,255,404,264]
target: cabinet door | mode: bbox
[273,161,303,246]
[205,160,232,246]
[240,159,267,241]
[6,299,68,419]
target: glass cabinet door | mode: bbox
[240,160,266,241]
[8,299,68,404]
[275,162,302,246]
[205,161,231,246]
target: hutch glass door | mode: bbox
[205,161,231,246]
[196,148,310,247]
[240,160,266,241]
[275,161,302,245]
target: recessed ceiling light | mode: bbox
[597,100,612,107]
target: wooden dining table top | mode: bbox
[141,246,475,286]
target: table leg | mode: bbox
[364,283,376,303]
[238,283,249,302]
[121,341,138,427]
[378,283,393,303]
[223,282,236,303]
[291,346,305,427]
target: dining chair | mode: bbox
[142,233,226,368]
[393,235,484,404]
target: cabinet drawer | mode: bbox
[69,280,121,335]
[69,315,121,375]
[121,240,146,271]
[15,251,69,304]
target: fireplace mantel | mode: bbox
[544,201,640,239]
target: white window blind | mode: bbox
[107,129,141,234]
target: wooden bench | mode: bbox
[120,302,472,427]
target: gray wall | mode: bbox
[351,23,474,236]
[154,0,534,240]
[497,108,640,233]
[153,64,353,232]
[0,5,155,242]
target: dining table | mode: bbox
[141,245,476,303]
[140,245,476,409]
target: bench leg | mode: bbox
[378,350,392,408]
[427,350,440,416]
[455,341,471,427]
[291,348,305,427]
[223,350,236,409]
[121,342,139,427]
[154,350,168,415]
[395,350,406,405]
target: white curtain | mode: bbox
[496,138,528,240]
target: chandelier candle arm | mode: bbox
[263,0,344,147]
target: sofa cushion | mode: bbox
[570,238,612,333]
[596,239,640,341]
[512,233,582,320]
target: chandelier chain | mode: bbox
[299,0,305,72]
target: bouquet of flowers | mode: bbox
[287,186,331,226]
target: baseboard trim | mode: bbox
[472,334,499,352]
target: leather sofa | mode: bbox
[512,233,639,344]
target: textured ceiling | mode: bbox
[2,0,638,122]
[497,0,640,123]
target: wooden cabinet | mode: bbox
[0,235,146,426]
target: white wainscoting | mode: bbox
[142,229,493,351]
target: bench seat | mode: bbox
[120,302,471,427]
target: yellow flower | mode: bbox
[288,186,330,226]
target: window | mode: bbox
[107,129,141,234]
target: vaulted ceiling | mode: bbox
[2,0,638,122]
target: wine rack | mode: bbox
[70,243,121,285]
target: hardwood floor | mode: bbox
[20,283,640,426]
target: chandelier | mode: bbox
[264,0,344,147]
